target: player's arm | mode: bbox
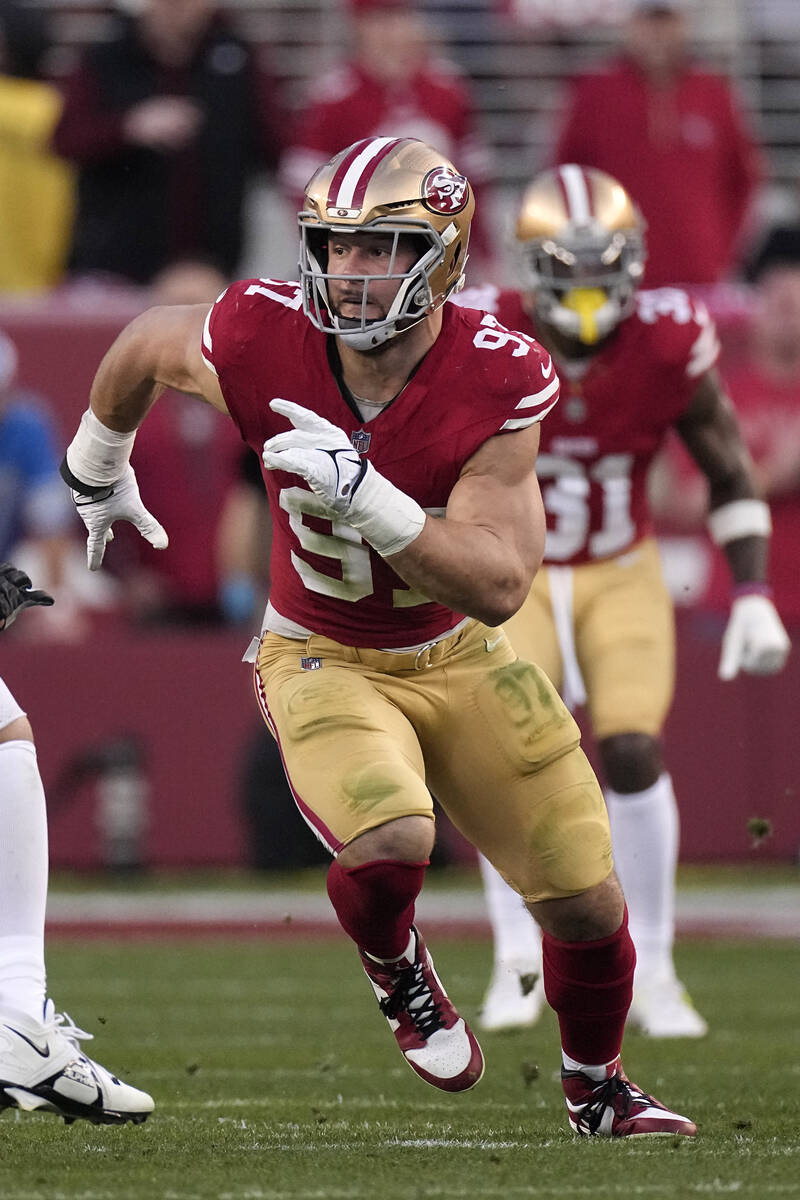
[388,424,545,627]
[87,303,227,432]
[61,304,227,570]
[263,398,544,627]
[675,368,790,678]
[675,368,765,583]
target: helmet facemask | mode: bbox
[299,216,455,351]
[520,224,645,346]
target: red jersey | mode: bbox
[457,284,720,566]
[202,279,557,647]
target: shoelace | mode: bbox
[379,961,445,1040]
[569,1071,653,1135]
[52,1010,93,1052]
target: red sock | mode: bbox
[542,908,636,1065]
[326,858,428,960]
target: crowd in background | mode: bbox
[1,0,799,642]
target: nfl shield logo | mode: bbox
[350,430,371,454]
[300,656,322,671]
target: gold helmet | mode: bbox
[514,164,646,346]
[299,136,474,350]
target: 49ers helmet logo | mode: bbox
[422,167,469,215]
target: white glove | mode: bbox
[262,398,425,557]
[70,463,168,571]
[718,593,791,680]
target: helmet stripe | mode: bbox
[328,136,405,211]
[558,164,593,224]
[328,138,374,204]
[349,137,409,209]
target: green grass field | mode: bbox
[0,932,798,1200]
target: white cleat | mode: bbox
[628,976,708,1038]
[0,1000,154,1125]
[479,961,545,1032]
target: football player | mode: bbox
[457,165,790,1037]
[0,562,153,1123]
[62,137,696,1136]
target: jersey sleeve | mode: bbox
[635,288,721,382]
[200,280,252,378]
[684,298,721,379]
[201,277,305,377]
[468,310,560,432]
[498,351,559,430]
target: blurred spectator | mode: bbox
[216,446,271,628]
[0,0,74,292]
[553,0,763,287]
[110,395,244,626]
[0,328,79,632]
[52,0,282,286]
[150,257,228,306]
[652,226,800,625]
[279,0,494,270]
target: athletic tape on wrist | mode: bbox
[64,407,136,490]
[707,499,771,545]
[349,463,426,557]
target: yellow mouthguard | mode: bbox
[560,288,608,344]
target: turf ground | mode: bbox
[0,932,798,1200]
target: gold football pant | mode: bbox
[254,618,612,903]
[503,538,676,739]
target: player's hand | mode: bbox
[69,463,168,571]
[262,398,367,516]
[262,399,425,557]
[718,594,791,680]
[0,563,54,630]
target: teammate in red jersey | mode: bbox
[61,138,696,1136]
[456,164,790,1038]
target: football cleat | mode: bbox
[562,1056,696,1137]
[0,1000,154,1125]
[359,926,484,1092]
[628,976,708,1038]
[479,961,545,1032]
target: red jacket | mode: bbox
[554,57,763,287]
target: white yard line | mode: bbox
[43,886,800,937]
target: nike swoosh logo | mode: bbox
[5,1026,50,1058]
[541,358,553,379]
[484,634,505,652]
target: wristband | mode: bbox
[708,499,771,545]
[64,407,136,490]
[59,456,114,499]
[731,582,773,601]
